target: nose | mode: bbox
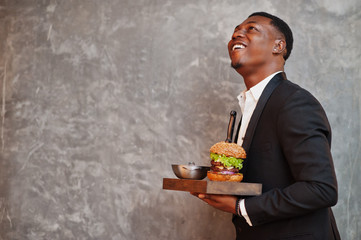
[232,29,246,40]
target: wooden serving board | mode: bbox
[163,178,262,196]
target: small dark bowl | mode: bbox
[172,164,210,180]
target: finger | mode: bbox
[190,192,199,197]
[198,194,209,199]
[190,192,209,199]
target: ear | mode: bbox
[272,39,286,55]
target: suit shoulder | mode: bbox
[275,79,318,103]
[278,79,303,92]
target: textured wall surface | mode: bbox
[0,0,360,239]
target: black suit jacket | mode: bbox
[232,73,340,240]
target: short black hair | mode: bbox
[249,12,293,61]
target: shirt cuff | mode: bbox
[240,199,253,226]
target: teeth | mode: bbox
[232,44,245,51]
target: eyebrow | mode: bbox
[234,20,259,30]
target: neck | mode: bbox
[237,62,284,89]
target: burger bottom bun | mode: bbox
[207,171,243,182]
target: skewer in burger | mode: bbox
[207,141,246,182]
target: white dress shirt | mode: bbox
[237,71,282,226]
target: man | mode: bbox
[191,12,340,239]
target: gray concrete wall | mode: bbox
[0,0,360,239]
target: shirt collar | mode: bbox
[237,71,283,103]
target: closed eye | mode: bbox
[248,26,258,31]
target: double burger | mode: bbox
[207,141,246,182]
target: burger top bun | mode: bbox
[210,141,246,159]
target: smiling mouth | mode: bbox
[232,44,246,51]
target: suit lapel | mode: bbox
[241,72,286,152]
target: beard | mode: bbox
[231,61,243,69]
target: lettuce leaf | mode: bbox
[210,153,243,170]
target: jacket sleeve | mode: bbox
[245,88,338,226]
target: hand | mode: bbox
[190,192,238,214]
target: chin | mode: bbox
[231,61,243,70]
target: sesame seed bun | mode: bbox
[210,141,246,159]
